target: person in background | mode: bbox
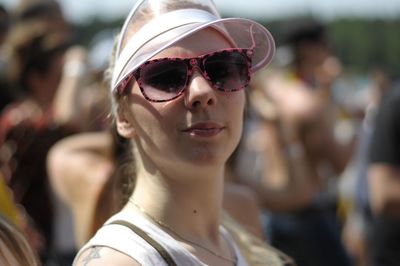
[71,0,295,265]
[234,20,353,266]
[339,68,389,266]
[367,80,400,266]
[10,0,92,131]
[1,0,73,115]
[1,1,96,264]
[0,18,75,264]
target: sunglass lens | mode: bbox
[141,60,187,101]
[205,51,249,92]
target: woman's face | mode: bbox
[117,28,245,175]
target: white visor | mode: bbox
[111,0,275,94]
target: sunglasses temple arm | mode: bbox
[249,24,256,51]
[117,72,135,95]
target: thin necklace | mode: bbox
[129,199,237,265]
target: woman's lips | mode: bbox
[182,122,225,137]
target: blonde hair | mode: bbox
[222,212,295,266]
[0,214,40,266]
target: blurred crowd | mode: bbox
[0,0,399,266]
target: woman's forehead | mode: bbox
[150,28,233,59]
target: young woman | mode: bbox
[73,0,290,265]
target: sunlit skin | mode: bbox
[118,28,245,185]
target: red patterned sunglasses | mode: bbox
[116,48,254,102]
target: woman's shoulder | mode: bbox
[74,213,171,266]
[74,246,140,266]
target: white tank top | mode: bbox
[73,211,248,266]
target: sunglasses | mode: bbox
[116,48,254,102]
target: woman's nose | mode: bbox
[184,71,217,110]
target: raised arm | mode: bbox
[47,131,114,246]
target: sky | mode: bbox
[3,0,400,23]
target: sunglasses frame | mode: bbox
[116,48,254,102]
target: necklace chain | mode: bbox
[129,199,236,264]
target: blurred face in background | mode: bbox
[30,51,65,106]
[297,38,331,66]
[0,7,9,47]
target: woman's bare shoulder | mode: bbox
[74,246,141,266]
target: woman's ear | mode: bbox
[116,106,136,139]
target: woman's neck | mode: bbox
[130,165,226,242]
